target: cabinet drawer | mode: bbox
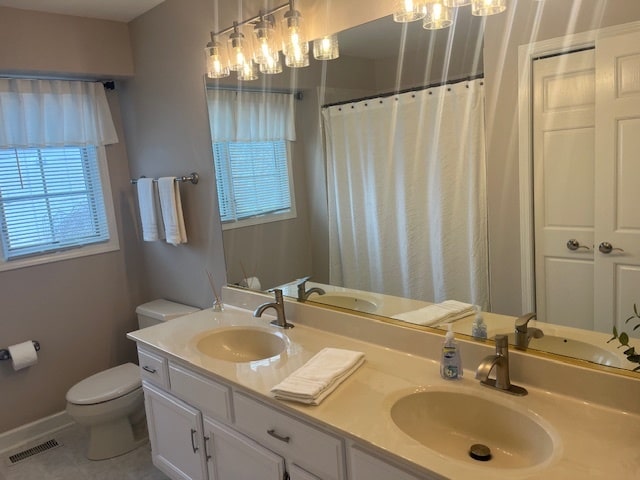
[169,362,232,423]
[138,347,169,388]
[233,392,345,480]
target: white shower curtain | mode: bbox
[322,79,488,308]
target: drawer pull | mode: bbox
[190,428,199,453]
[142,365,157,374]
[267,429,291,443]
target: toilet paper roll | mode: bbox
[8,341,38,371]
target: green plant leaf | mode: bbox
[635,303,639,316]
[624,347,636,356]
[619,332,630,346]
[608,326,619,342]
[634,323,640,331]
[626,315,635,324]
[626,354,640,363]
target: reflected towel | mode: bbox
[392,300,475,326]
[136,178,164,241]
[271,347,365,405]
[158,177,187,246]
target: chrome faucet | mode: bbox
[476,335,527,396]
[296,276,326,301]
[514,312,543,349]
[253,289,294,329]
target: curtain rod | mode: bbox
[207,85,303,100]
[321,74,484,109]
[0,75,115,90]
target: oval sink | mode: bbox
[390,388,559,470]
[311,295,377,313]
[195,327,287,362]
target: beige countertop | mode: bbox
[128,305,640,480]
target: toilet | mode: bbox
[65,299,200,460]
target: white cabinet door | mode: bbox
[143,382,208,480]
[204,417,285,480]
[594,29,640,337]
[349,446,431,480]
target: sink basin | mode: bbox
[310,295,377,313]
[390,388,559,470]
[195,327,287,362]
[500,333,621,367]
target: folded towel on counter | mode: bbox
[271,347,365,405]
[158,177,187,246]
[136,178,164,241]
[392,300,475,326]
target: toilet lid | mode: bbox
[66,363,141,405]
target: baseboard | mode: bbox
[0,411,74,456]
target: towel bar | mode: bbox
[0,341,41,361]
[130,172,199,185]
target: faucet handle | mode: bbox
[296,275,312,286]
[494,334,508,349]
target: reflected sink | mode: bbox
[500,333,621,367]
[390,388,559,470]
[195,327,287,362]
[310,295,377,313]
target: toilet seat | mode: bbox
[66,363,141,405]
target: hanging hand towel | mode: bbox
[271,347,365,405]
[158,177,187,246]
[136,178,164,241]
[392,300,475,326]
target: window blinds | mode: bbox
[213,140,292,222]
[0,146,110,259]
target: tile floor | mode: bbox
[3,424,169,480]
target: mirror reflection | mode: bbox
[206,4,640,374]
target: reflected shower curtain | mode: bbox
[322,79,488,308]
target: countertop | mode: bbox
[127,305,640,480]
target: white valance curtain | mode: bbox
[0,78,118,148]
[322,79,489,308]
[206,89,296,141]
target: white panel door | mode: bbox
[204,417,285,480]
[594,30,640,337]
[143,383,208,480]
[533,50,596,328]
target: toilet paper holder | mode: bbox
[0,341,40,361]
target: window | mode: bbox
[0,145,118,269]
[213,139,296,229]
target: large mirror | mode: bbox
[206,2,640,375]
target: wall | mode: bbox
[0,8,141,433]
[0,6,133,78]
[483,0,640,314]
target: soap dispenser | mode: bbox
[440,324,463,380]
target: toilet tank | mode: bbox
[135,299,200,329]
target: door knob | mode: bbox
[566,239,590,251]
[598,242,624,254]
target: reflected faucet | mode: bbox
[297,276,326,301]
[253,289,294,329]
[515,312,544,349]
[476,335,527,396]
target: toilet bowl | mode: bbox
[65,299,199,460]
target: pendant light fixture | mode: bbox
[281,0,309,63]
[471,0,507,16]
[237,60,259,81]
[423,1,453,29]
[443,0,471,7]
[205,33,230,79]
[393,0,426,22]
[313,35,340,60]
[227,22,248,71]
[253,14,279,66]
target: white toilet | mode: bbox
[65,299,200,460]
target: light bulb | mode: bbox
[253,15,278,65]
[281,5,309,63]
[205,36,230,79]
[228,23,247,71]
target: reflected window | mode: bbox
[213,139,296,229]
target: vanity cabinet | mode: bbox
[138,351,350,480]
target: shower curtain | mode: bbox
[321,79,488,308]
